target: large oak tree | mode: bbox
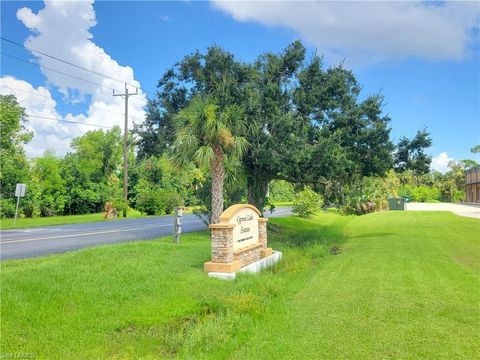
[138,42,394,214]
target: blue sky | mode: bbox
[1,0,479,171]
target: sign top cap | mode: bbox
[219,204,261,222]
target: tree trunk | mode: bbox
[210,146,225,224]
[247,172,270,214]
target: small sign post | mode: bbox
[173,206,183,244]
[14,183,26,226]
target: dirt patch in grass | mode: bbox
[329,246,342,255]
[450,254,479,272]
[111,315,202,358]
[267,223,282,233]
[110,297,235,358]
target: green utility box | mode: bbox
[389,197,405,211]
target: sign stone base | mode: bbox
[208,251,283,280]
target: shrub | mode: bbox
[292,187,323,217]
[269,180,295,203]
[135,190,165,215]
[342,177,389,215]
[0,198,16,218]
[398,184,414,200]
[439,180,464,203]
[112,198,128,216]
[135,186,182,216]
[400,185,441,202]
[158,189,181,214]
[452,189,465,202]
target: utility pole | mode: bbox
[113,83,138,217]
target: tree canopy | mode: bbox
[394,129,432,175]
[138,41,394,211]
[0,95,32,214]
[4,44,465,221]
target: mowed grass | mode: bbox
[234,212,480,359]
[1,211,479,359]
[0,209,146,230]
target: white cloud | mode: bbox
[0,76,82,158]
[212,0,480,65]
[4,0,147,157]
[431,152,454,174]
[158,15,170,22]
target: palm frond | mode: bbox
[193,145,215,168]
[230,136,249,159]
[224,104,246,133]
[203,103,225,145]
[170,131,200,167]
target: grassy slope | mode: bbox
[1,211,479,359]
[234,211,480,359]
[0,210,146,230]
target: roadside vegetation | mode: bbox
[1,211,478,359]
[3,42,478,227]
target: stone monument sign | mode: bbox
[204,204,281,279]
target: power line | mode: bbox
[25,114,120,129]
[1,36,155,96]
[2,52,147,105]
[2,51,120,92]
[0,84,125,116]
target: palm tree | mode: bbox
[171,97,248,224]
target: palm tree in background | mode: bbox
[171,97,248,224]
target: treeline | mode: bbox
[0,99,202,218]
[1,41,477,220]
[269,161,469,215]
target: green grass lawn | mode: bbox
[1,211,479,359]
[0,209,148,230]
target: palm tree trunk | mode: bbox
[210,145,225,224]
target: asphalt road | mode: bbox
[0,207,292,260]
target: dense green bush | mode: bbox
[134,179,160,215]
[131,156,201,213]
[64,183,106,215]
[111,198,128,216]
[413,186,441,202]
[343,177,389,215]
[398,184,441,202]
[0,198,16,218]
[269,180,295,203]
[439,179,464,203]
[135,189,164,215]
[134,183,182,216]
[157,190,181,214]
[292,187,323,217]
